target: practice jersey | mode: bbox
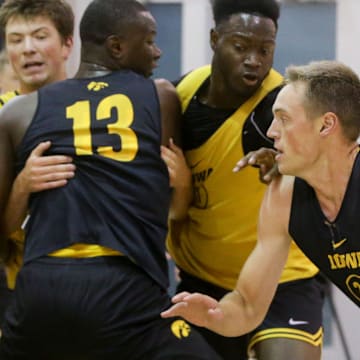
[17,70,171,289]
[167,65,318,290]
[289,153,360,306]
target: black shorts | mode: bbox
[177,270,325,360]
[0,257,220,360]
[248,274,326,356]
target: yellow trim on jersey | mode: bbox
[176,65,283,114]
[49,244,123,258]
[177,65,212,113]
[167,66,319,290]
[0,90,18,107]
[247,327,323,355]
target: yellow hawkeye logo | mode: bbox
[171,320,191,339]
[346,274,360,303]
[87,81,109,91]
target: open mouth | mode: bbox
[23,61,44,71]
[242,73,259,86]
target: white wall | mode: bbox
[330,2,360,356]
[322,286,359,360]
[336,0,360,75]
[66,0,91,77]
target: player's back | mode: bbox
[17,70,171,287]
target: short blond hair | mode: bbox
[285,60,360,141]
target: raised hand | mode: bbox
[233,147,279,184]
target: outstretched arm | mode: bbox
[161,176,294,336]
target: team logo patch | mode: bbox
[346,274,360,303]
[171,320,191,339]
[87,81,109,91]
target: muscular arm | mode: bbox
[155,79,192,220]
[0,108,19,256]
[161,176,295,336]
[4,142,75,236]
[0,95,37,253]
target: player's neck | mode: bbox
[311,144,359,221]
[76,62,111,78]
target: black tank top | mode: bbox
[17,70,171,288]
[289,153,360,306]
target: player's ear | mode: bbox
[210,28,219,51]
[62,36,74,60]
[319,112,337,136]
[105,35,125,59]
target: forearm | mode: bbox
[3,174,30,237]
[207,290,264,337]
[169,183,192,220]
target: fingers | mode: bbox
[168,138,182,154]
[233,148,278,178]
[172,291,192,303]
[21,142,76,193]
[160,292,222,328]
[233,152,256,172]
[30,141,52,157]
[161,141,191,189]
[30,141,73,167]
[29,163,76,178]
[32,178,71,192]
[160,292,191,318]
[261,163,279,184]
[160,302,188,318]
[160,145,174,164]
[161,141,183,165]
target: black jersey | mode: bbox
[289,153,360,306]
[17,70,171,288]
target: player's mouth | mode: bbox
[242,72,259,86]
[23,61,45,72]
[274,148,283,161]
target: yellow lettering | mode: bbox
[345,253,358,269]
[333,254,346,268]
[328,255,337,269]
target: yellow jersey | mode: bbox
[167,66,319,290]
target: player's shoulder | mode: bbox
[263,175,295,216]
[259,175,295,235]
[269,175,294,198]
[154,78,179,102]
[0,92,38,124]
[155,78,176,92]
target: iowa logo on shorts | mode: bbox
[87,81,109,91]
[171,320,191,339]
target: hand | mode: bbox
[233,147,279,184]
[161,138,191,188]
[17,141,75,193]
[161,291,224,327]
